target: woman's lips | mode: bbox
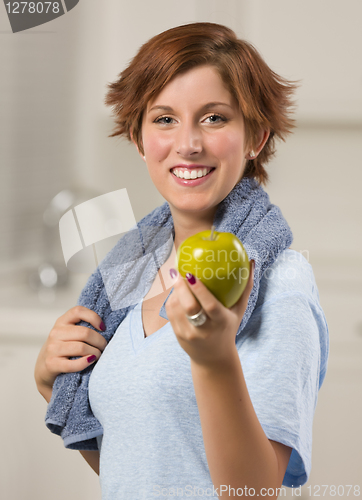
[170,166,215,186]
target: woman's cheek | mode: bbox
[143,131,172,161]
[223,131,245,156]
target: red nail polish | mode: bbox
[100,321,106,331]
[185,273,196,285]
[87,355,97,364]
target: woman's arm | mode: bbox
[34,306,107,474]
[191,352,291,499]
[166,264,291,498]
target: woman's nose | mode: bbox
[175,123,202,157]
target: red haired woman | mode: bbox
[35,23,328,499]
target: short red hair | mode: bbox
[105,22,298,185]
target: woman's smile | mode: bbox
[171,165,216,185]
[171,165,214,179]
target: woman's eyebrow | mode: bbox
[148,102,233,113]
[201,102,233,110]
[148,105,173,112]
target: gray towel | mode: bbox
[45,177,293,450]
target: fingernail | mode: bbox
[185,273,196,285]
[99,321,106,331]
[169,268,178,279]
[87,355,97,364]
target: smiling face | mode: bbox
[140,65,251,224]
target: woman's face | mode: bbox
[140,65,250,220]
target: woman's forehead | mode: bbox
[145,65,235,111]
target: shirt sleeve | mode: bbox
[237,288,329,488]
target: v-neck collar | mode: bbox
[130,296,171,354]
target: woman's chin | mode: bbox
[168,200,218,219]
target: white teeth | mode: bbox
[172,168,211,179]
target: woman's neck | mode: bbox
[171,206,217,250]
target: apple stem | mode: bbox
[210,225,216,241]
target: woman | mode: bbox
[35,22,329,499]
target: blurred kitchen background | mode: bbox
[0,1,361,499]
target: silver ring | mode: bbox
[186,308,207,327]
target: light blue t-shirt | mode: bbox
[89,250,329,498]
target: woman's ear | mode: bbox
[246,129,270,160]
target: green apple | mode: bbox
[175,226,250,308]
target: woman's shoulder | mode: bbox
[256,249,318,307]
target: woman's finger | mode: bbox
[50,324,107,352]
[171,270,224,322]
[47,339,102,359]
[56,305,106,333]
[47,353,100,375]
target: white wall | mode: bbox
[1,1,361,499]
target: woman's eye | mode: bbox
[154,116,175,125]
[204,114,226,124]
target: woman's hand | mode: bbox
[34,306,107,402]
[166,261,255,368]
